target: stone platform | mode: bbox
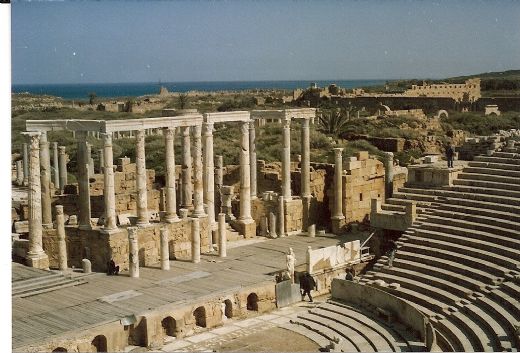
[12,232,366,351]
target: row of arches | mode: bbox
[49,293,260,352]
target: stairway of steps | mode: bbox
[287,300,427,352]
[225,223,243,242]
[362,150,520,351]
[12,270,94,298]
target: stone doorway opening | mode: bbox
[52,348,67,352]
[193,306,207,328]
[161,316,176,337]
[247,293,259,311]
[91,335,107,352]
[224,299,233,319]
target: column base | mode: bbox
[137,221,151,228]
[26,252,49,270]
[331,216,346,235]
[233,218,256,239]
[163,215,181,223]
[191,211,207,218]
[100,226,120,235]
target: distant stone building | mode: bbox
[403,78,481,102]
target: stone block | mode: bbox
[356,151,369,161]
[14,220,29,233]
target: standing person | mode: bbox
[446,142,455,168]
[300,272,316,302]
[387,240,397,268]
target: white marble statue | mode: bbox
[286,247,296,283]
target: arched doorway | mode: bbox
[193,306,206,328]
[224,299,233,319]
[247,293,259,311]
[91,335,107,352]
[161,316,176,337]
[52,348,67,352]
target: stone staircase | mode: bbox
[12,269,94,298]
[361,150,520,351]
[286,300,427,352]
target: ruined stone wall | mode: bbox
[392,167,408,194]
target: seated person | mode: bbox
[345,267,355,281]
[107,259,119,275]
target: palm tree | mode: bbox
[88,92,97,105]
[318,107,351,136]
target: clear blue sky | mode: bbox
[11,0,520,84]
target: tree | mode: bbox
[88,92,97,105]
[178,93,188,109]
[318,108,351,136]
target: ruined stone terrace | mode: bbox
[12,232,366,352]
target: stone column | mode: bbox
[164,128,179,223]
[160,228,170,270]
[218,213,227,258]
[56,205,67,271]
[301,118,311,198]
[181,126,193,209]
[16,160,23,185]
[128,227,139,278]
[215,155,223,217]
[269,212,277,238]
[52,142,59,190]
[102,133,118,233]
[86,142,94,177]
[98,148,104,174]
[249,123,257,199]
[23,132,49,269]
[39,131,52,228]
[58,146,68,194]
[191,125,206,217]
[239,121,253,222]
[135,130,149,226]
[191,217,201,263]
[384,152,394,199]
[77,131,92,230]
[278,195,285,237]
[221,186,235,221]
[203,122,215,227]
[332,148,345,234]
[281,117,292,200]
[22,142,29,186]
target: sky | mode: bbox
[10,0,520,84]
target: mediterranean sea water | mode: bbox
[12,80,387,100]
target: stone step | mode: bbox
[492,152,520,159]
[321,301,422,352]
[11,272,63,290]
[388,256,488,292]
[500,281,520,304]
[454,177,520,193]
[392,192,438,203]
[385,198,432,208]
[436,196,520,218]
[280,323,331,349]
[430,208,520,236]
[449,311,494,352]
[488,288,520,320]
[295,314,366,351]
[475,296,520,350]
[458,172,520,187]
[309,308,395,352]
[462,303,511,351]
[433,328,456,352]
[365,271,460,313]
[405,228,519,270]
[410,221,520,260]
[468,160,520,172]
[474,155,520,166]
[395,249,499,285]
[402,186,520,207]
[444,184,520,200]
[463,166,520,178]
[12,278,88,298]
[434,317,476,352]
[399,242,509,279]
[372,263,474,299]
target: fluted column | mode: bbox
[22,142,29,186]
[164,128,179,222]
[39,132,52,228]
[332,148,345,220]
[58,146,68,194]
[16,160,23,186]
[282,117,292,199]
[56,205,67,271]
[249,123,257,199]
[98,148,104,174]
[181,126,193,209]
[77,131,92,230]
[86,142,94,177]
[23,132,49,269]
[192,125,205,217]
[102,133,118,233]
[128,227,139,278]
[52,142,59,190]
[203,122,215,224]
[135,130,149,226]
[218,213,227,258]
[215,155,223,217]
[160,227,170,270]
[239,121,252,222]
[384,152,394,200]
[301,118,311,198]
[191,217,201,263]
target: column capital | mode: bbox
[282,117,291,128]
[333,147,344,155]
[163,127,175,138]
[22,132,41,147]
[191,124,202,136]
[58,146,66,153]
[301,118,310,128]
[202,121,214,135]
[136,129,145,139]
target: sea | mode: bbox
[12,80,387,100]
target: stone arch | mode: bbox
[161,316,176,337]
[193,306,207,328]
[224,299,233,319]
[127,318,147,347]
[91,335,107,352]
[246,293,259,311]
[380,104,391,112]
[435,110,448,119]
[52,348,67,352]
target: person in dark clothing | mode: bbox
[300,272,317,302]
[345,267,355,281]
[387,240,397,268]
[107,259,119,275]
[446,142,455,168]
